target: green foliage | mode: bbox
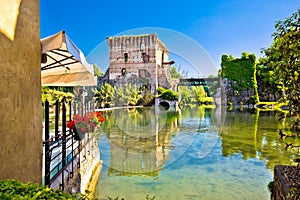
[207,76,219,96]
[113,84,142,106]
[140,91,155,106]
[157,87,164,95]
[178,86,195,105]
[170,66,183,78]
[93,83,115,108]
[192,86,206,103]
[178,86,212,105]
[157,87,179,101]
[145,195,156,200]
[260,8,300,116]
[105,195,156,200]
[200,97,215,104]
[221,52,259,103]
[0,179,90,199]
[256,61,281,102]
[93,64,103,77]
[42,87,74,105]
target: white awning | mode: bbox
[41,31,96,86]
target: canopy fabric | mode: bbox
[41,31,96,86]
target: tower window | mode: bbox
[142,53,149,63]
[121,68,126,76]
[124,53,128,62]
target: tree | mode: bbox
[192,86,207,104]
[170,66,183,78]
[256,59,281,102]
[261,11,300,192]
[42,87,74,105]
[261,8,300,115]
[157,87,179,101]
[113,84,142,106]
[140,90,155,106]
[178,86,195,105]
[93,83,114,108]
[93,64,103,77]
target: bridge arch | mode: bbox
[159,101,170,110]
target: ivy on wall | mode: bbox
[221,52,259,103]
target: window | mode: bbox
[142,53,147,63]
[121,68,126,76]
[124,53,128,62]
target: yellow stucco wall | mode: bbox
[0,0,42,183]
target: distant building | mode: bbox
[105,33,175,93]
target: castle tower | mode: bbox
[106,34,172,93]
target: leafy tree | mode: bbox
[127,84,142,106]
[93,64,103,77]
[113,84,142,106]
[157,87,179,101]
[140,90,155,106]
[256,60,281,102]
[93,83,115,108]
[260,9,300,165]
[42,87,74,105]
[178,86,195,105]
[170,66,183,78]
[192,86,207,104]
[260,8,300,115]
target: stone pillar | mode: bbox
[0,0,42,184]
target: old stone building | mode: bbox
[105,33,175,94]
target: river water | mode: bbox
[94,105,297,200]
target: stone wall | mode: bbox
[272,165,300,200]
[50,134,102,195]
[0,0,42,183]
[221,78,255,107]
[106,34,173,93]
[79,134,102,194]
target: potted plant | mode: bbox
[67,111,105,140]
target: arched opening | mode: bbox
[159,101,170,110]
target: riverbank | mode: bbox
[95,105,144,112]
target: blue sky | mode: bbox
[41,0,300,77]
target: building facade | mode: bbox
[106,34,174,93]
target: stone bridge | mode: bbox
[155,98,179,109]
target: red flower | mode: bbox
[67,120,75,130]
[81,127,86,133]
[90,122,96,132]
[83,116,89,124]
[96,111,102,117]
[98,117,105,123]
[73,114,80,121]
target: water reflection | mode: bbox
[101,107,180,177]
[220,110,299,170]
[96,106,299,200]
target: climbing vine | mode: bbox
[221,52,259,103]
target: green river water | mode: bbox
[94,106,298,200]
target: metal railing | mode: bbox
[43,99,95,191]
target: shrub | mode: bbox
[0,179,89,199]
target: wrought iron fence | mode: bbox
[43,99,95,191]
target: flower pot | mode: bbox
[73,127,85,141]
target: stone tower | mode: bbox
[106,33,173,94]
